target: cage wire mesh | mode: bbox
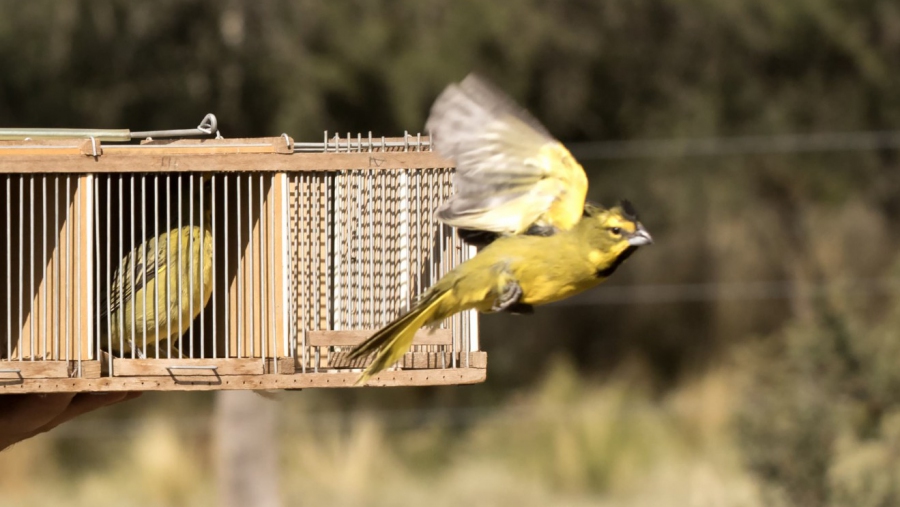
[288,132,478,374]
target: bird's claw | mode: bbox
[492,281,523,312]
[524,224,558,237]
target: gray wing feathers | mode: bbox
[427,74,553,142]
[427,74,559,229]
[426,74,554,177]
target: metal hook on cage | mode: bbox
[197,114,217,135]
[281,133,293,151]
[0,113,221,142]
[132,113,220,140]
[0,114,221,142]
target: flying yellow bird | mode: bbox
[426,73,588,245]
[349,201,652,384]
[100,177,213,358]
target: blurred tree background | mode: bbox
[3,1,900,505]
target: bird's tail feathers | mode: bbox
[349,289,452,385]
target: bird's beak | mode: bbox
[628,224,653,246]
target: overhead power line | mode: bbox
[551,278,900,306]
[567,130,900,160]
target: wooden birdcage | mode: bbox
[0,123,485,392]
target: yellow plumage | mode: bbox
[349,202,652,384]
[426,74,588,239]
[100,180,213,358]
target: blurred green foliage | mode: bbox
[736,259,900,506]
[3,0,900,504]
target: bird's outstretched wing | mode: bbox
[427,74,588,237]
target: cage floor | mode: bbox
[0,353,487,392]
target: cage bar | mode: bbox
[0,174,95,379]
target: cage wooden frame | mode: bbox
[0,134,486,392]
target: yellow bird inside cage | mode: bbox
[99,176,213,358]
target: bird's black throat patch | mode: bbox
[595,245,638,278]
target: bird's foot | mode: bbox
[492,281,523,312]
[126,339,148,359]
[524,224,558,237]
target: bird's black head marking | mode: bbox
[619,200,638,221]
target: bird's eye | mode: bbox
[610,227,622,235]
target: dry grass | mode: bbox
[0,361,767,507]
